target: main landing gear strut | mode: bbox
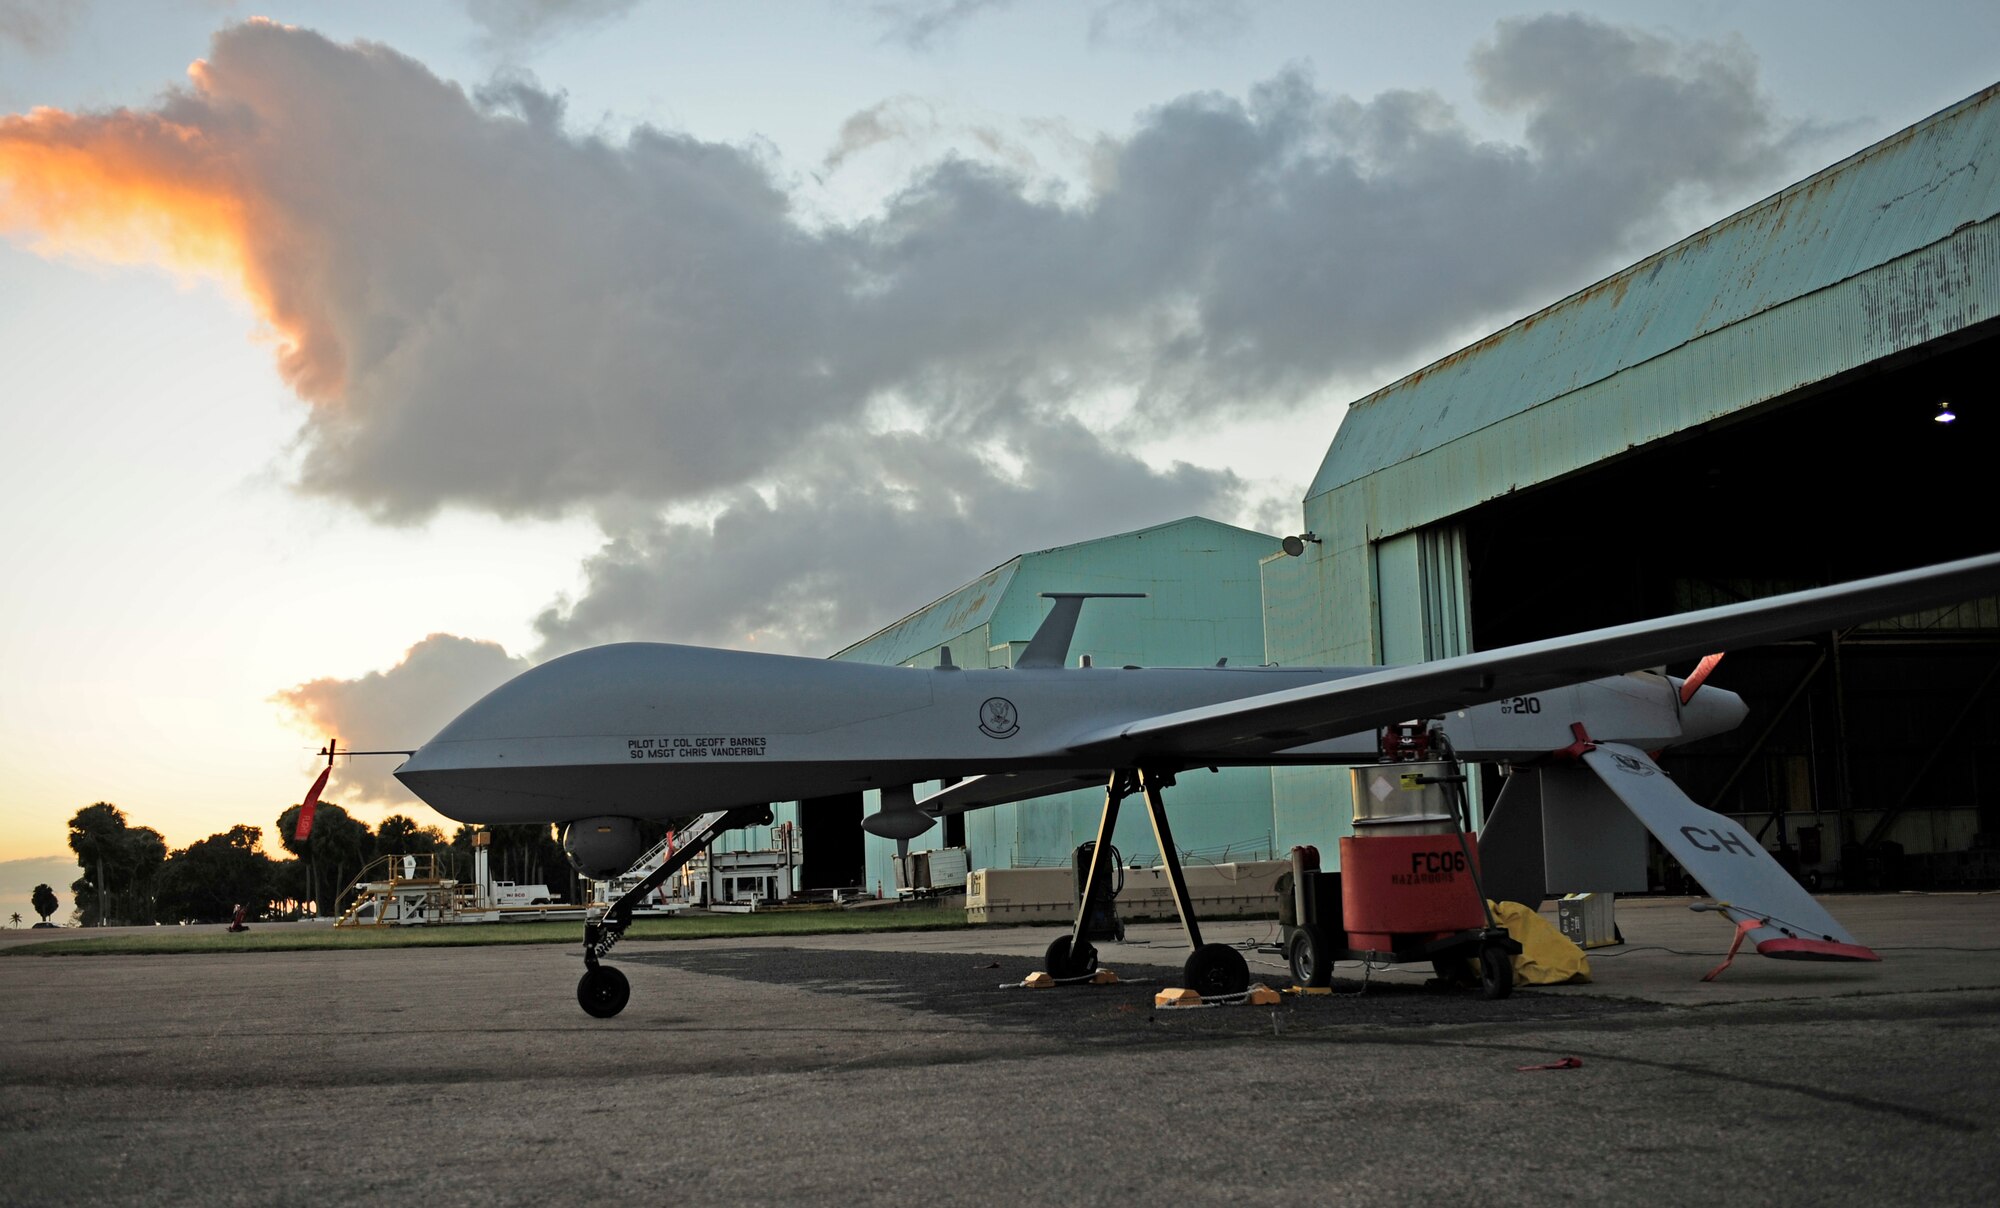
[1044,768,1251,996]
[577,805,771,1018]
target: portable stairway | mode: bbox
[591,829,682,908]
[581,806,771,975]
[333,852,460,927]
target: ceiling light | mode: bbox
[1935,401,1956,424]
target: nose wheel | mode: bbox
[570,805,772,1018]
[578,965,631,1018]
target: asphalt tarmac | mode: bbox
[3,894,1997,1206]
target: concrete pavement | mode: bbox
[2,892,1995,1205]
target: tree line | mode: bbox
[61,801,582,926]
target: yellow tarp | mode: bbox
[1488,899,1592,985]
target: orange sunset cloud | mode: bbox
[0,59,343,400]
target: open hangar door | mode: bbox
[798,792,866,895]
[1462,322,2000,891]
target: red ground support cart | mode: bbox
[1278,728,1519,998]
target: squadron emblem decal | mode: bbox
[978,697,1020,739]
[1611,753,1655,776]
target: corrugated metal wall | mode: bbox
[1262,83,2000,862]
[1272,81,2000,658]
[802,516,1282,891]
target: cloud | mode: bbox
[874,1,1250,52]
[0,1,83,55]
[1086,0,1250,51]
[839,16,1791,425]
[821,95,1081,182]
[534,419,1243,655]
[0,16,1801,521]
[873,0,1016,51]
[823,96,940,172]
[273,634,531,804]
[1473,16,1779,212]
[0,15,1813,697]
[0,20,856,519]
[462,0,644,55]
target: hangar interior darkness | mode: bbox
[1464,319,2000,887]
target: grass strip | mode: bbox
[3,906,975,956]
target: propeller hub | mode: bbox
[1680,685,1749,741]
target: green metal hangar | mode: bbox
[1262,83,2000,890]
[825,516,1285,897]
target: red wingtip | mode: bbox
[1755,937,1881,962]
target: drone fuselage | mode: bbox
[393,641,1740,825]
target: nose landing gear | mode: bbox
[577,965,630,1017]
[574,805,771,1017]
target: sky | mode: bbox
[2,0,1996,924]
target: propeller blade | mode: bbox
[1680,652,1726,704]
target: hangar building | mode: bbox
[1262,83,2000,888]
[722,83,1998,899]
[712,516,1288,897]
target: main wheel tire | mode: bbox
[1044,934,1098,980]
[578,965,631,1018]
[1183,942,1250,996]
[1478,945,1514,1001]
[1288,928,1331,987]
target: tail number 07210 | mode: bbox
[1499,695,1542,715]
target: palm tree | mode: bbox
[7,912,18,929]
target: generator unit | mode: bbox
[1279,725,1519,997]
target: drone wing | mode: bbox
[917,769,1108,816]
[1064,551,2000,766]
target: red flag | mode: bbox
[295,766,331,842]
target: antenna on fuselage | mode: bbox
[1016,593,1147,669]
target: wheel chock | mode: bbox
[1246,984,1281,1006]
[1024,972,1056,988]
[1090,969,1121,985]
[1155,987,1202,1007]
